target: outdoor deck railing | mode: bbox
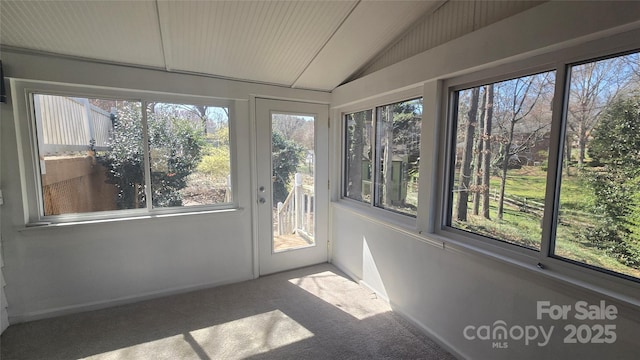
[276,173,314,240]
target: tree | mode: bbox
[481,84,494,219]
[584,97,640,267]
[198,127,231,185]
[567,57,629,167]
[379,100,422,207]
[98,102,146,209]
[98,102,206,208]
[381,106,395,207]
[455,88,480,221]
[272,114,308,142]
[346,112,368,201]
[472,87,487,216]
[272,131,304,204]
[493,73,551,219]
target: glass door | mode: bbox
[255,99,328,275]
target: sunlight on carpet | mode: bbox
[85,310,313,360]
[288,271,389,320]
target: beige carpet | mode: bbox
[1,264,455,360]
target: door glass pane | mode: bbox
[271,113,315,252]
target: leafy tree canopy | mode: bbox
[272,131,304,204]
[584,97,640,267]
[98,102,205,209]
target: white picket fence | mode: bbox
[276,173,314,240]
[34,95,113,155]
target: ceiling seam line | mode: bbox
[154,0,169,71]
[290,0,362,89]
[345,0,449,85]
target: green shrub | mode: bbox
[198,145,231,183]
[98,102,205,208]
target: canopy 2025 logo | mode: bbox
[463,300,617,349]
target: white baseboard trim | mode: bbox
[331,259,466,360]
[8,274,253,324]
[358,279,390,303]
[388,300,468,360]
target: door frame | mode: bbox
[251,97,329,277]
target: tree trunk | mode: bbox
[383,107,394,206]
[577,113,586,166]
[472,88,487,216]
[482,84,494,219]
[348,112,364,200]
[578,131,587,167]
[497,120,515,220]
[455,88,480,222]
[196,105,209,134]
[565,133,572,176]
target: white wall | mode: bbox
[0,51,329,323]
[330,2,640,359]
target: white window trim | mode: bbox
[11,79,239,225]
[337,87,423,227]
[433,33,640,306]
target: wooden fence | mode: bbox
[487,189,600,226]
[34,95,113,155]
[276,173,314,240]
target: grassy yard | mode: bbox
[456,166,640,279]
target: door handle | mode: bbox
[259,197,266,204]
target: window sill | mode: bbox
[19,207,245,231]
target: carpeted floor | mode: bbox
[1,264,456,360]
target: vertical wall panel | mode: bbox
[354,1,545,79]
[1,249,7,333]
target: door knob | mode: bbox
[259,197,266,204]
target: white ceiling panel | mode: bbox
[157,0,357,86]
[1,0,444,91]
[292,0,440,90]
[0,0,165,68]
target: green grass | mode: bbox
[456,165,640,279]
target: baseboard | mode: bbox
[388,300,468,360]
[8,274,253,324]
[330,259,466,360]
[358,279,390,303]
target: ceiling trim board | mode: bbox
[0,46,331,94]
[344,0,449,85]
[290,0,361,88]
[154,0,170,71]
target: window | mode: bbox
[30,93,232,220]
[445,50,640,282]
[147,102,231,208]
[555,52,640,280]
[343,98,422,217]
[344,110,373,202]
[375,99,422,216]
[448,72,555,250]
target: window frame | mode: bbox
[436,37,640,296]
[443,67,558,254]
[13,80,238,225]
[339,87,423,226]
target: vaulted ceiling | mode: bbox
[0,0,443,91]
